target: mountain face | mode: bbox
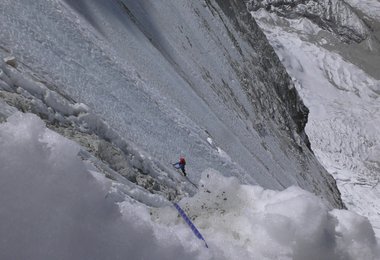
[3,0,380,258]
[0,0,344,207]
[247,0,370,43]
[248,0,380,237]
[0,0,344,208]
[215,0,311,148]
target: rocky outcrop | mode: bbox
[213,0,345,208]
[215,0,311,148]
[247,0,370,43]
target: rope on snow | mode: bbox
[173,203,209,248]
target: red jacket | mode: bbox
[179,157,186,165]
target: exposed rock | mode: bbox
[247,0,371,43]
[215,0,311,148]
[3,56,17,67]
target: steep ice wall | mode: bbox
[0,0,343,207]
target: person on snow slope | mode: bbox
[173,157,187,176]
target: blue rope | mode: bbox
[173,203,209,248]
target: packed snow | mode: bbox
[251,4,380,237]
[0,112,378,259]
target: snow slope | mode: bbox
[251,0,380,237]
[0,112,378,259]
[0,0,342,206]
[4,0,379,258]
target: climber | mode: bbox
[173,157,187,176]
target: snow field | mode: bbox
[1,112,378,259]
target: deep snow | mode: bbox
[0,112,378,259]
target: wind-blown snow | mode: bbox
[0,113,378,259]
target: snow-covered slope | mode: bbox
[0,112,378,259]
[0,0,342,206]
[1,0,379,258]
[250,0,380,237]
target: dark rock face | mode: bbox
[213,0,344,208]
[247,0,370,43]
[215,0,311,148]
